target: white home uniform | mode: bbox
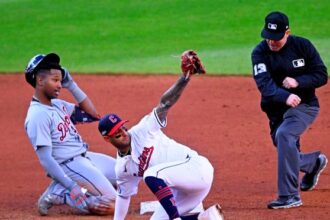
[116,109,214,219]
[25,98,117,199]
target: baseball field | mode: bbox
[1,0,330,220]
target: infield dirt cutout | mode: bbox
[1,74,329,219]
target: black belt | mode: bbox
[60,152,87,165]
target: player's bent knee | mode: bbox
[143,168,158,180]
[275,127,292,142]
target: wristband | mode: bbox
[179,75,190,83]
[67,81,87,103]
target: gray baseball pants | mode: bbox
[272,104,320,197]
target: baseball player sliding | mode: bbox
[24,53,117,216]
[98,50,224,220]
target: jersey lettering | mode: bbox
[253,63,267,76]
[138,146,154,176]
[58,115,71,141]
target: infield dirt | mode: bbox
[1,74,329,219]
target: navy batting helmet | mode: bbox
[25,53,65,87]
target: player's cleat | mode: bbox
[198,203,224,220]
[267,195,302,209]
[37,190,54,216]
[37,181,59,216]
[300,154,328,191]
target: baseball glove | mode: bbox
[181,50,206,79]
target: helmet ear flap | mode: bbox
[25,71,37,87]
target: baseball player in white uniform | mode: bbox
[24,53,117,216]
[98,51,223,220]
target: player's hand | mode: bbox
[87,195,115,215]
[61,67,74,89]
[286,94,301,107]
[69,183,88,210]
[282,77,299,89]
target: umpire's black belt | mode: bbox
[60,152,87,165]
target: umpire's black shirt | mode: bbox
[251,35,328,121]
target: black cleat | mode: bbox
[267,196,302,209]
[300,154,328,191]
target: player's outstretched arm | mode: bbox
[61,68,99,118]
[155,50,205,122]
[155,76,190,123]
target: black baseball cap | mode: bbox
[261,11,289,40]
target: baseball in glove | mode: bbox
[181,50,206,79]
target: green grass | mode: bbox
[1,0,329,75]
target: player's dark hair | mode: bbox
[36,69,51,78]
[33,69,51,87]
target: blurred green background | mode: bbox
[1,0,329,75]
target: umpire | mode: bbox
[251,11,328,209]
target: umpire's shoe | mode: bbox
[300,154,328,191]
[267,195,302,209]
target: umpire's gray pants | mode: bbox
[274,104,320,197]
